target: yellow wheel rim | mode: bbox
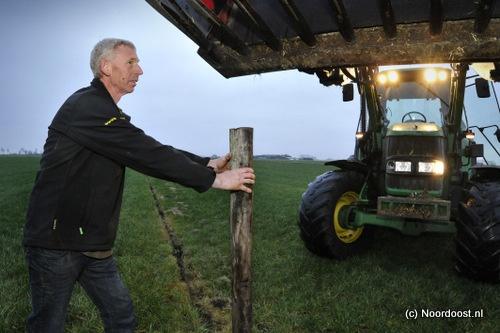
[333,191,364,243]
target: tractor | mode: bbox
[298,64,500,283]
[146,0,500,282]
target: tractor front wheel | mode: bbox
[298,170,372,259]
[455,181,500,283]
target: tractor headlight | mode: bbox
[378,71,399,85]
[438,70,447,81]
[424,68,437,82]
[388,71,399,83]
[424,68,448,83]
[418,160,444,175]
[377,73,387,84]
[394,161,412,172]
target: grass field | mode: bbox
[1,156,499,332]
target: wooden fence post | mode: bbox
[229,127,253,333]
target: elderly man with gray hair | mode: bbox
[23,38,255,332]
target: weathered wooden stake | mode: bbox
[229,127,253,333]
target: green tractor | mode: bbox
[298,65,500,283]
[147,0,500,282]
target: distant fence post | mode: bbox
[229,127,253,333]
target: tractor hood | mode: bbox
[146,0,500,78]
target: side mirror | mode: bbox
[343,83,354,102]
[475,78,491,98]
[465,144,484,158]
[495,128,500,143]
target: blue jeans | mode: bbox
[25,247,136,333]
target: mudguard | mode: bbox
[470,165,500,182]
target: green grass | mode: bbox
[0,156,36,331]
[150,159,500,333]
[1,157,499,332]
[0,156,205,333]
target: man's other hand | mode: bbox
[212,168,255,193]
[207,153,231,173]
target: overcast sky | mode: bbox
[1,1,498,162]
[0,0,360,160]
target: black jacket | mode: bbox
[23,79,216,251]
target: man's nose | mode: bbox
[136,64,143,75]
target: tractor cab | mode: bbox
[377,67,451,129]
[304,63,499,282]
[376,68,450,200]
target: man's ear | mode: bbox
[100,60,111,77]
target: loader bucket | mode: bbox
[146,0,500,77]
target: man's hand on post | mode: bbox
[212,168,255,193]
[207,153,231,173]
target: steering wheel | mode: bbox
[402,111,427,123]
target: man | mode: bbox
[23,38,255,332]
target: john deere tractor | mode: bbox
[298,64,500,283]
[147,0,500,282]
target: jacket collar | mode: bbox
[91,78,116,104]
[90,78,131,121]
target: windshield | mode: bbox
[377,72,451,127]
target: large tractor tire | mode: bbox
[298,170,372,259]
[455,181,500,283]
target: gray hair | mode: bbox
[90,38,136,78]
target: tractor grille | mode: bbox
[386,174,442,191]
[384,135,446,193]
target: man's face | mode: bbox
[103,45,143,95]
